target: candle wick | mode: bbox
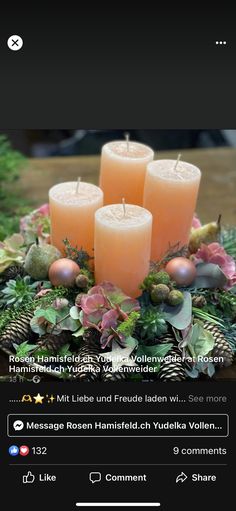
[174,153,182,171]
[76,177,81,194]
[125,132,130,152]
[122,197,126,217]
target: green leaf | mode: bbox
[34,348,54,358]
[30,316,47,336]
[136,342,173,372]
[187,323,215,359]
[43,308,57,324]
[192,307,224,326]
[57,315,79,332]
[163,292,192,330]
[193,263,227,289]
[13,341,38,357]
[70,306,80,320]
[72,327,85,338]
[58,343,72,357]
[34,308,46,317]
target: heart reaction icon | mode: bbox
[20,445,30,456]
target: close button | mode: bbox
[7,35,23,51]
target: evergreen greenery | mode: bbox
[0,135,29,240]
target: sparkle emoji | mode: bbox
[33,393,44,404]
[47,395,56,403]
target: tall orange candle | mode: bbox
[49,181,103,256]
[99,140,154,205]
[143,159,201,261]
[95,204,152,297]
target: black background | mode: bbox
[0,4,235,127]
[1,382,234,510]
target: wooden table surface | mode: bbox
[17,147,236,225]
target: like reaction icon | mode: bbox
[9,445,19,456]
[22,472,35,484]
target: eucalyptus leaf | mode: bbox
[163,292,192,330]
[58,316,79,332]
[185,366,199,379]
[70,306,80,320]
[207,362,216,378]
[193,263,227,289]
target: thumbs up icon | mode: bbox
[22,471,35,484]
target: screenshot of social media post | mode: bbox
[0,129,235,510]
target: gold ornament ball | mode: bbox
[165,257,196,287]
[49,258,80,287]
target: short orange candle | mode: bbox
[49,181,103,256]
[143,159,201,261]
[99,141,154,206]
[95,204,152,297]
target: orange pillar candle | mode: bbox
[143,159,201,261]
[95,204,152,297]
[99,141,154,205]
[49,181,103,256]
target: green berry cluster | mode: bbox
[141,271,184,307]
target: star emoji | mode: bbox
[100,340,138,371]
[33,393,44,404]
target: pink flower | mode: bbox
[37,203,50,216]
[192,214,201,229]
[194,242,236,289]
[80,293,106,314]
[101,309,119,330]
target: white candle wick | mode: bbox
[122,197,126,217]
[125,132,130,152]
[76,177,81,194]
[174,153,182,171]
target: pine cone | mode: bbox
[203,321,234,367]
[159,347,186,381]
[2,265,25,281]
[37,331,72,353]
[101,364,127,382]
[0,311,35,349]
[192,295,207,308]
[83,328,101,347]
[156,331,176,345]
[75,330,101,381]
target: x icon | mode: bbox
[11,39,19,47]
[7,35,23,51]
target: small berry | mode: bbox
[75,274,89,289]
[151,284,170,304]
[168,290,184,306]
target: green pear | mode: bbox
[24,243,61,280]
[189,215,221,254]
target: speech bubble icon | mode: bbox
[13,420,24,431]
[89,472,102,484]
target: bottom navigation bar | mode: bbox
[75,504,161,508]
